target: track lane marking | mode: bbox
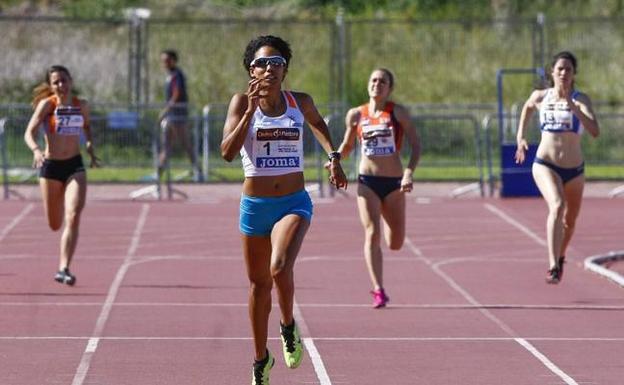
[303,338,332,385]
[484,203,546,246]
[0,203,34,243]
[2,301,623,310]
[70,203,150,385]
[294,300,332,385]
[3,336,624,342]
[85,338,99,353]
[405,234,581,384]
[515,338,579,385]
[584,251,624,287]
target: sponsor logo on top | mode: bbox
[256,156,300,168]
[257,127,300,141]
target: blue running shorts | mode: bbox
[239,189,313,236]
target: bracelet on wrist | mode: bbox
[328,151,341,162]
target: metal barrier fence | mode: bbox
[0,103,203,200]
[1,102,487,198]
[1,117,8,200]
[413,114,484,197]
[2,102,623,199]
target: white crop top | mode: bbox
[539,88,583,135]
[240,91,305,177]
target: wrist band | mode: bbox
[328,151,341,161]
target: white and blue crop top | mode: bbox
[539,88,583,134]
[240,91,305,177]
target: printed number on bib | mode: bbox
[55,109,84,136]
[544,102,572,130]
[254,127,302,169]
[362,123,395,156]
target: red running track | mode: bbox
[0,193,623,385]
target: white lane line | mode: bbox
[430,259,517,336]
[0,253,429,264]
[0,253,542,263]
[432,257,543,266]
[484,203,547,246]
[407,237,517,335]
[584,251,624,288]
[406,234,581,384]
[4,336,624,342]
[2,301,624,311]
[0,203,34,243]
[515,338,580,385]
[70,203,150,385]
[303,338,332,385]
[85,338,99,353]
[0,255,124,261]
[404,237,428,263]
[294,301,332,385]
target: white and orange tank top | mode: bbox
[43,96,84,136]
[356,102,403,157]
[240,91,305,177]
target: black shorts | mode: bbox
[358,174,402,201]
[39,154,85,184]
[534,157,584,184]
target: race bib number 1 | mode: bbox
[254,127,302,168]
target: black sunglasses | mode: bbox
[250,56,287,68]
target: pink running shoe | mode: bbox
[371,288,389,308]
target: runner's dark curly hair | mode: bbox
[243,35,292,72]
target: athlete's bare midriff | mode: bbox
[44,134,81,161]
[242,172,305,197]
[358,153,404,177]
[536,131,583,167]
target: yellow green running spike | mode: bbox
[280,321,304,369]
[252,350,275,385]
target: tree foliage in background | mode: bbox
[3,0,624,105]
[60,0,141,18]
[2,0,623,18]
[150,0,624,18]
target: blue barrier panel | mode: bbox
[107,111,139,130]
[500,143,541,197]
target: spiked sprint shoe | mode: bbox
[371,288,389,308]
[545,266,561,284]
[54,268,76,286]
[252,350,274,385]
[280,320,303,369]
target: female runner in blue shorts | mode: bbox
[335,68,420,308]
[515,51,599,284]
[220,35,347,385]
[24,65,100,286]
